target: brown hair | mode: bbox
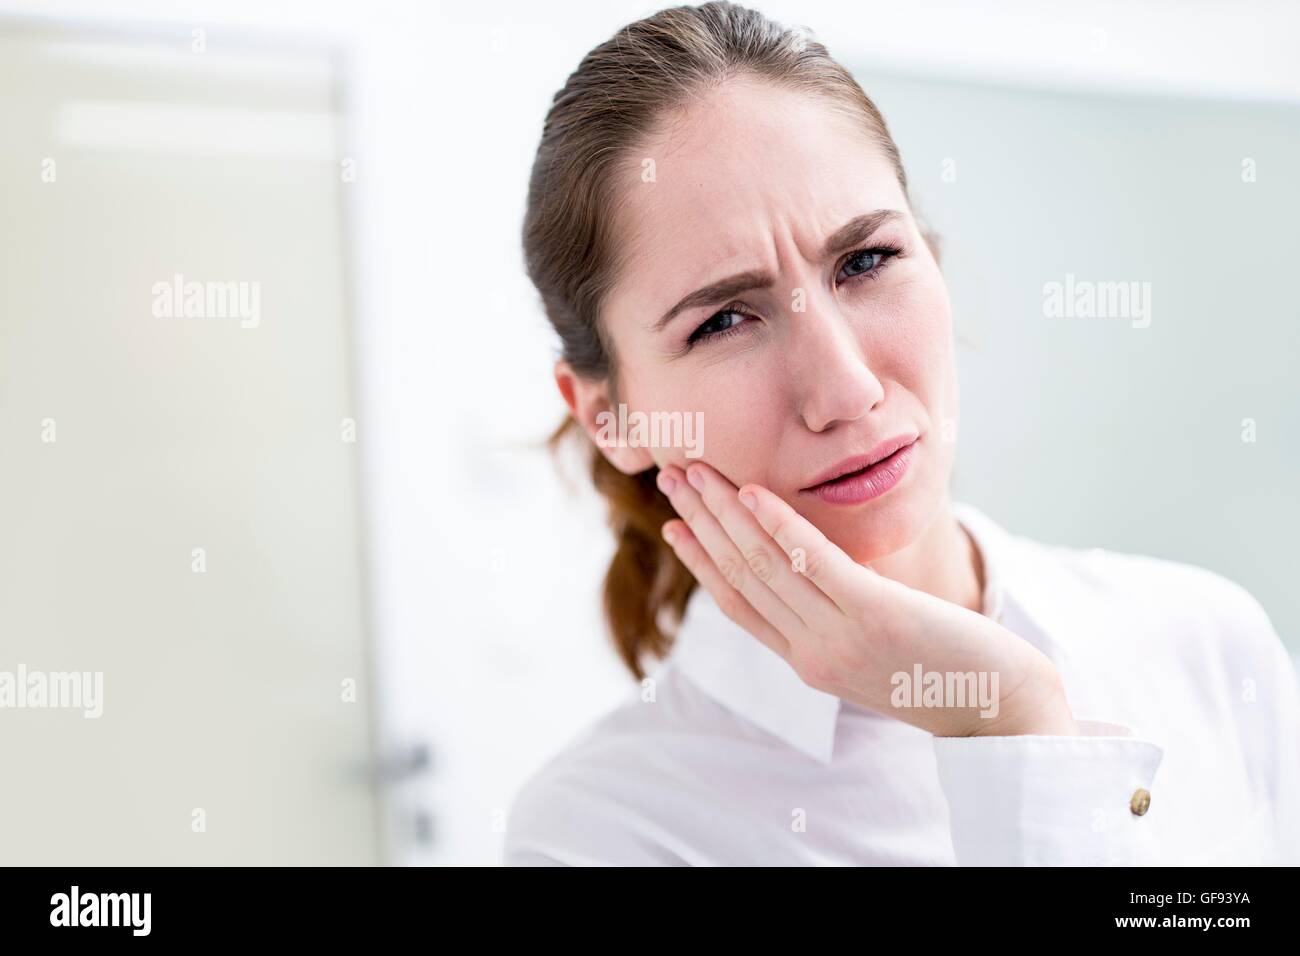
[523,1,915,679]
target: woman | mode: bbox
[506,1,1299,865]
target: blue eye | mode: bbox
[686,304,754,347]
[838,246,900,283]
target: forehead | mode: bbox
[610,79,907,299]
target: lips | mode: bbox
[801,434,919,491]
[802,438,917,505]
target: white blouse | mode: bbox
[504,502,1300,865]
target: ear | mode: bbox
[554,359,656,475]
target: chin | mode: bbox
[799,481,936,565]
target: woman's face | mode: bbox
[581,78,959,563]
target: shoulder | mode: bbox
[501,663,736,866]
[1022,533,1289,670]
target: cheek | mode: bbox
[870,277,953,405]
[882,281,960,487]
[631,365,783,480]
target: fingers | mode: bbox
[681,462,841,632]
[734,481,874,616]
[660,518,790,660]
[655,464,806,644]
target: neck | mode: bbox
[866,496,986,616]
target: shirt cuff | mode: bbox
[931,719,1165,865]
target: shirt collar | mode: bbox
[952,501,1077,664]
[665,500,1073,765]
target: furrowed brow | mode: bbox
[820,209,905,260]
[651,269,773,333]
[650,209,905,334]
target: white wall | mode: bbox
[0,21,377,864]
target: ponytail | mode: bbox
[547,416,695,679]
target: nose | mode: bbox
[787,294,884,432]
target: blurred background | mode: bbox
[0,0,1296,866]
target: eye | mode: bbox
[837,245,901,284]
[686,302,755,347]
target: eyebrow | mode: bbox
[650,209,905,333]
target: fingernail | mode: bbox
[662,524,677,546]
[686,467,705,492]
[657,470,677,495]
[739,490,757,511]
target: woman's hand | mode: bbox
[656,461,1078,738]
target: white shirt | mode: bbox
[504,502,1300,865]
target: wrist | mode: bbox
[972,664,1078,737]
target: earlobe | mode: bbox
[553,359,655,475]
